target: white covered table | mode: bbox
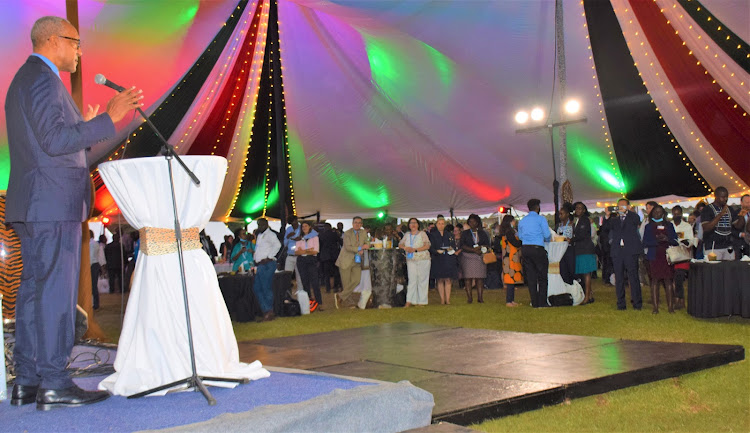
[97,155,269,396]
[545,241,584,306]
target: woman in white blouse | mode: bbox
[399,218,432,307]
[295,221,322,310]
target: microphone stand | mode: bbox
[125,107,248,405]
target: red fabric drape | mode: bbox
[188,0,265,157]
[629,0,750,184]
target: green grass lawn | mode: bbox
[96,278,749,432]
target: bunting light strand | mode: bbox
[276,0,296,215]
[612,0,747,201]
[226,1,271,220]
[579,0,627,198]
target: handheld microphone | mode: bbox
[94,74,126,92]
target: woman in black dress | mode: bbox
[429,217,458,304]
[556,202,576,285]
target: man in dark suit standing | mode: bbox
[5,16,142,410]
[608,198,643,310]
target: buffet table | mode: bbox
[688,261,750,318]
[218,271,293,322]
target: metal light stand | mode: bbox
[125,107,247,405]
[516,117,587,224]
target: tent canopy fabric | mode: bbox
[0,0,747,220]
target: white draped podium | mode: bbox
[545,241,585,306]
[97,155,269,396]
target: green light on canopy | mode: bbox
[568,131,627,193]
[320,163,391,209]
[98,1,200,44]
[245,217,253,223]
[342,177,390,209]
[377,210,385,219]
[0,143,9,190]
[239,182,279,215]
[361,33,455,110]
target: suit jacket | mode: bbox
[571,216,596,255]
[608,211,643,257]
[335,228,369,269]
[642,221,678,261]
[4,56,115,223]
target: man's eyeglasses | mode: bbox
[57,35,81,49]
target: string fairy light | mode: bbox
[106,3,249,162]
[226,0,272,220]
[579,1,627,198]
[276,0,296,215]
[613,0,748,202]
[658,0,750,111]
[651,0,749,197]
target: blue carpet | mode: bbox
[3,371,374,432]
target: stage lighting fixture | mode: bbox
[245,216,253,223]
[564,99,581,114]
[101,216,110,225]
[376,210,386,219]
[530,107,545,121]
[515,111,529,124]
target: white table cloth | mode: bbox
[214,262,234,274]
[545,241,585,306]
[97,155,269,396]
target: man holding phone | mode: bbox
[701,187,738,260]
[608,198,643,310]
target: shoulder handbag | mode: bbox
[482,251,497,264]
[666,244,691,265]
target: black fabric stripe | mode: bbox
[583,0,711,200]
[229,0,291,220]
[677,0,750,75]
[93,0,250,163]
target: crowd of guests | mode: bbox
[207,186,749,317]
[87,229,141,310]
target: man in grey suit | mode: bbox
[5,16,142,410]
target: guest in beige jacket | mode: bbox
[335,216,370,308]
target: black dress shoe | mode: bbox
[11,384,38,406]
[36,385,110,411]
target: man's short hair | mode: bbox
[287,215,298,224]
[527,199,541,212]
[672,205,683,212]
[352,216,363,222]
[715,186,728,196]
[618,198,630,205]
[31,16,69,49]
[742,194,750,202]
[646,201,658,208]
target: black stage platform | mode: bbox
[238,323,744,425]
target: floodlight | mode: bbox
[530,107,545,121]
[515,111,529,124]
[564,99,581,114]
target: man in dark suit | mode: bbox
[5,16,142,410]
[608,198,643,310]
